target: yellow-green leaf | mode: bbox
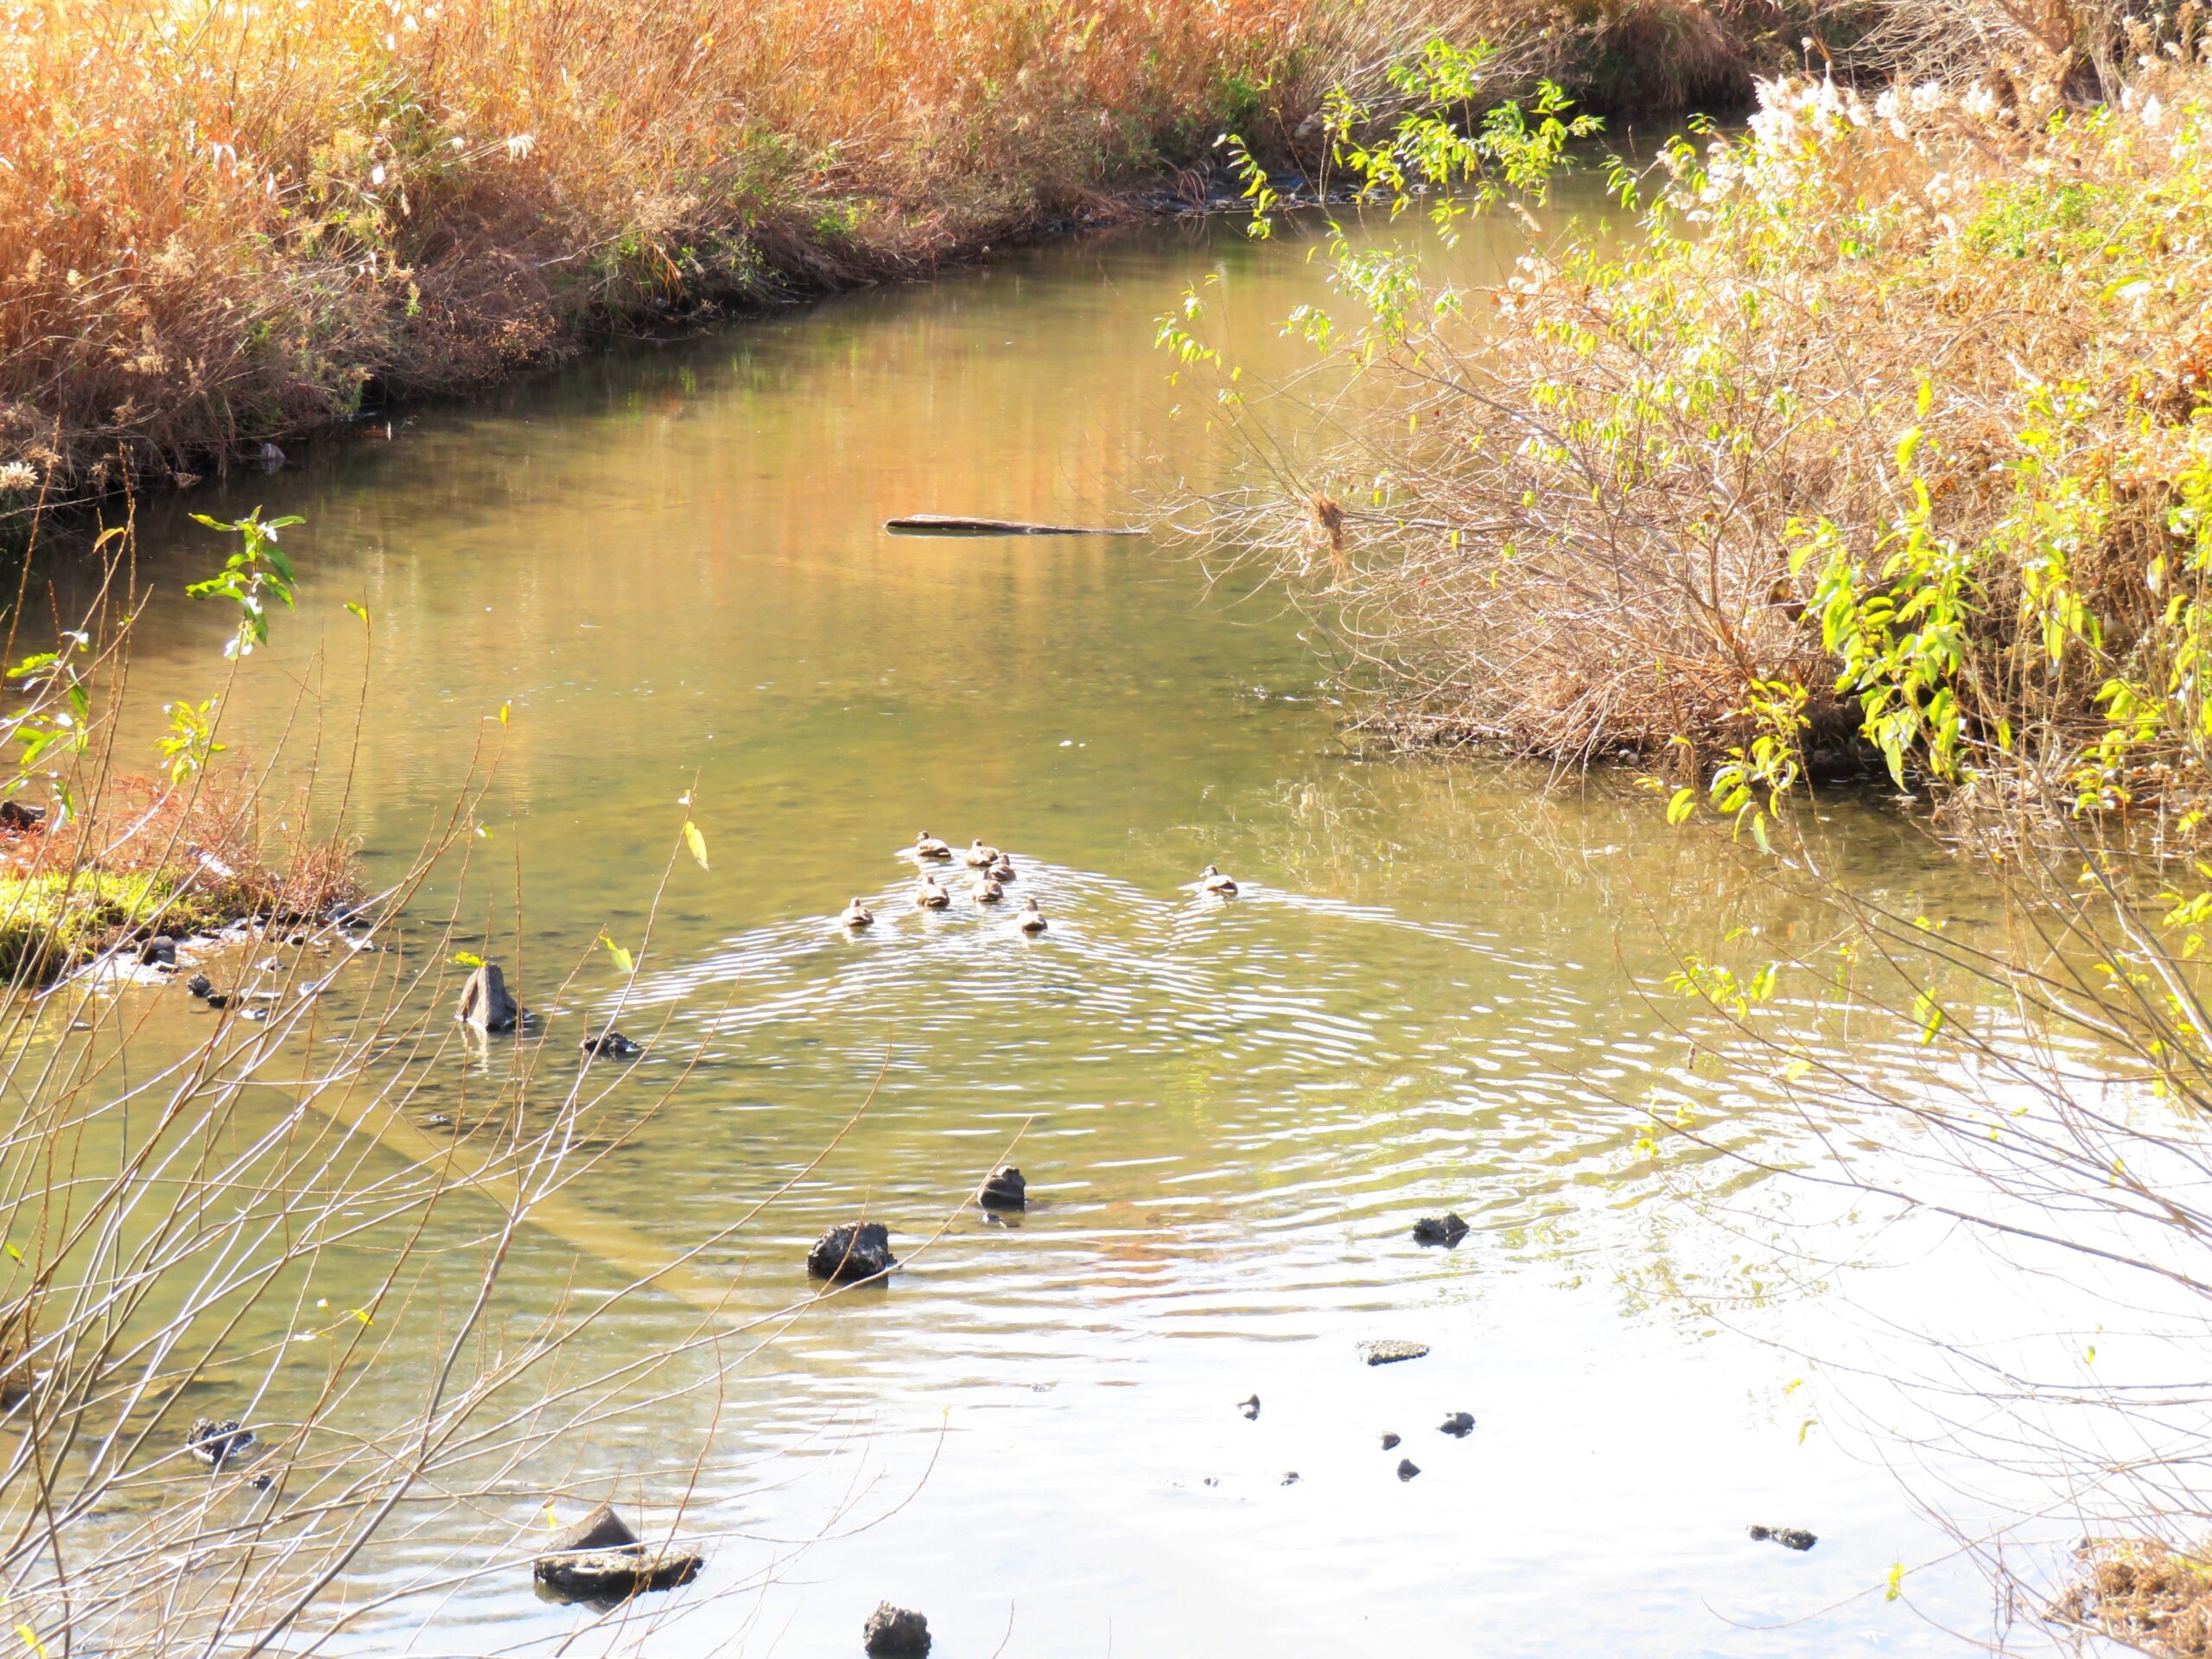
[683,819,709,872]
[452,951,485,969]
[600,934,634,976]
[1666,787,1696,825]
[497,701,510,726]
[1885,1561,1904,1602]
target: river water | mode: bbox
[67,207,2075,1656]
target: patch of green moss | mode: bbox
[0,871,233,985]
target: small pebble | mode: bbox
[1748,1525,1818,1551]
[1440,1412,1475,1438]
[1396,1458,1421,1482]
[1381,1432,1401,1450]
[1357,1339,1429,1366]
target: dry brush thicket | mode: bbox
[1188,23,2212,836]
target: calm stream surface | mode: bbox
[72,208,2057,1656]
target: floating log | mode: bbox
[884,515,1143,537]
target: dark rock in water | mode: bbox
[862,1602,932,1656]
[1237,1395,1260,1421]
[534,1547,702,1600]
[0,799,48,831]
[139,937,177,967]
[1440,1412,1475,1438]
[1748,1524,1818,1551]
[203,993,230,1010]
[977,1166,1026,1210]
[187,1418,255,1471]
[1381,1432,1402,1450]
[1357,1339,1429,1367]
[456,962,519,1032]
[186,974,213,998]
[1412,1213,1470,1248]
[1280,1471,1300,1486]
[807,1222,897,1282]
[546,1503,639,1555]
[246,1473,274,1492]
[579,1030,642,1058]
[1396,1458,1422,1482]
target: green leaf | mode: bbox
[451,951,485,969]
[1665,787,1696,825]
[683,820,709,871]
[497,701,510,727]
[345,601,371,625]
[600,934,634,976]
[1885,1562,1904,1602]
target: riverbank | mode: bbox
[0,770,359,984]
[2,0,1960,515]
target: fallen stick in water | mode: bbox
[884,514,1145,537]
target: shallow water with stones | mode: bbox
[48,200,2069,1656]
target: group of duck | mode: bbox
[836,834,1241,934]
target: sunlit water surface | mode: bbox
[41,205,2097,1656]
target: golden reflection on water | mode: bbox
[63,203,2018,1656]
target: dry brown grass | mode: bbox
[2054,1540,2212,1656]
[0,0,1332,496]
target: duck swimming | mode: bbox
[972,877,1006,905]
[1018,896,1048,933]
[1200,863,1239,896]
[915,876,951,909]
[914,832,953,860]
[988,855,1016,882]
[965,839,1002,868]
[840,897,874,929]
